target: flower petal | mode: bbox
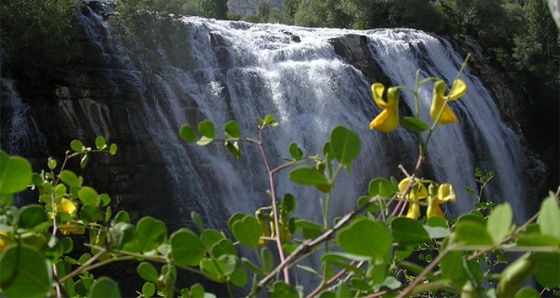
[371,83,387,109]
[60,198,77,215]
[406,202,421,220]
[370,107,399,132]
[449,80,467,100]
[430,93,458,124]
[437,184,456,203]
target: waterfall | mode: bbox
[104,16,527,225]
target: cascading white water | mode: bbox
[112,17,527,224]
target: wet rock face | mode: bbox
[328,34,393,87]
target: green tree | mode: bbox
[283,0,302,23]
[197,0,228,19]
[258,1,271,20]
[294,0,352,28]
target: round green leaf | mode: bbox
[211,239,237,258]
[0,151,32,194]
[487,203,512,244]
[281,193,296,214]
[201,229,225,250]
[268,281,298,298]
[142,282,156,298]
[0,244,52,298]
[109,143,118,155]
[289,142,303,161]
[113,210,130,224]
[78,186,100,206]
[330,126,360,165]
[454,220,493,246]
[197,120,215,146]
[533,252,560,288]
[170,229,206,266]
[59,170,79,188]
[88,276,121,298]
[136,216,167,253]
[227,213,245,233]
[391,217,430,244]
[231,216,261,248]
[337,218,392,260]
[289,168,329,186]
[400,117,430,133]
[515,287,540,298]
[368,178,395,198]
[70,140,85,152]
[179,125,197,143]
[224,121,240,140]
[19,204,48,229]
[537,194,560,239]
[137,262,159,283]
[95,136,107,150]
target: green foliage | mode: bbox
[197,0,228,19]
[1,64,559,298]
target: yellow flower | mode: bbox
[0,232,11,252]
[60,198,77,214]
[399,178,428,220]
[58,199,85,235]
[430,80,467,124]
[427,183,456,220]
[369,83,400,132]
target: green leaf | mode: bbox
[70,140,85,152]
[88,276,121,298]
[440,250,467,286]
[0,151,32,194]
[211,239,237,258]
[19,204,48,229]
[231,216,261,248]
[515,287,540,298]
[191,211,205,233]
[330,126,360,165]
[200,229,225,251]
[454,220,493,246]
[241,257,265,276]
[80,154,89,169]
[109,143,118,155]
[281,193,296,214]
[95,136,107,150]
[289,168,329,186]
[391,217,430,245]
[78,186,99,206]
[289,142,303,161]
[113,210,130,224]
[368,178,395,198]
[261,247,274,274]
[533,252,560,288]
[229,258,248,287]
[59,170,79,188]
[227,213,245,233]
[180,125,197,143]
[356,196,382,213]
[142,282,156,298]
[170,229,206,266]
[0,244,52,298]
[487,203,512,244]
[224,141,241,160]
[136,216,167,253]
[47,157,57,170]
[423,225,451,239]
[224,121,240,140]
[337,218,392,260]
[263,114,276,125]
[108,222,136,251]
[537,194,560,239]
[197,120,215,146]
[296,219,323,240]
[268,281,298,298]
[137,262,159,283]
[400,117,429,132]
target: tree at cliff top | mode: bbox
[0,0,83,81]
[197,0,228,19]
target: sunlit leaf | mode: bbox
[70,140,85,152]
[0,151,32,194]
[95,136,107,150]
[330,126,360,165]
[268,281,298,298]
[59,170,79,188]
[109,143,118,155]
[368,177,395,198]
[487,203,512,244]
[142,282,156,298]
[537,194,560,239]
[454,220,493,246]
[78,186,100,206]
[197,120,215,146]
